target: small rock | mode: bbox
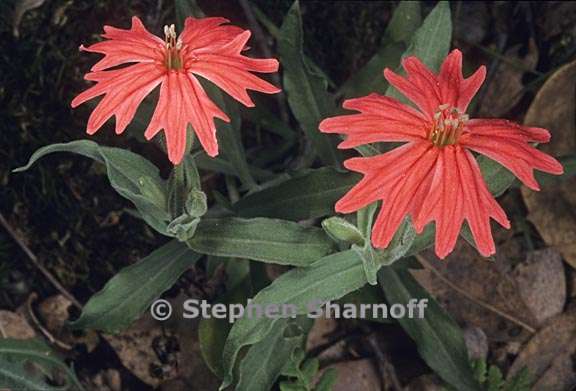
[513,248,566,325]
[104,315,179,387]
[323,359,380,391]
[0,310,35,339]
[463,326,489,361]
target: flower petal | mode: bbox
[371,145,439,249]
[456,148,510,257]
[179,17,245,52]
[413,146,510,258]
[187,31,280,107]
[438,49,486,112]
[384,66,438,119]
[71,63,164,135]
[413,146,464,258]
[462,119,564,190]
[82,16,165,72]
[319,93,428,149]
[336,143,430,212]
[145,72,230,164]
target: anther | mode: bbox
[429,105,467,147]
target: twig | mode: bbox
[415,254,536,334]
[0,319,6,338]
[27,293,73,350]
[365,331,403,391]
[0,212,82,309]
[308,327,366,359]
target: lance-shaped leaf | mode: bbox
[236,317,312,391]
[72,240,200,333]
[386,0,452,101]
[339,1,422,97]
[187,217,335,266]
[234,167,360,220]
[378,267,482,391]
[278,1,342,167]
[0,338,84,390]
[220,250,366,389]
[14,140,171,235]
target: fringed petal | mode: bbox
[319,93,428,148]
[71,63,164,135]
[187,31,280,107]
[179,17,245,51]
[145,72,230,164]
[462,119,563,190]
[82,16,165,71]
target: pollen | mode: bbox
[164,24,183,70]
[429,104,468,147]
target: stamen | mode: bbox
[429,105,467,147]
[163,24,183,70]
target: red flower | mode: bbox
[319,50,563,259]
[72,16,280,164]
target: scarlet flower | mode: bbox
[319,49,563,259]
[72,16,280,164]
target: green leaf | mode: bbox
[220,250,366,389]
[195,153,273,181]
[401,1,452,70]
[166,155,207,241]
[314,368,338,391]
[378,267,481,391]
[175,0,203,25]
[167,155,202,217]
[212,92,258,190]
[234,167,360,220]
[252,4,336,89]
[0,360,59,391]
[14,140,171,235]
[478,155,516,197]
[385,1,452,101]
[354,217,416,285]
[503,367,531,391]
[278,0,342,166]
[236,317,310,391]
[187,217,335,266]
[339,1,422,97]
[0,338,84,390]
[72,240,200,333]
[245,102,297,141]
[199,276,252,377]
[337,284,392,324]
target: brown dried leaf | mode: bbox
[38,294,99,352]
[324,359,381,391]
[511,248,566,325]
[0,310,35,339]
[412,240,537,341]
[508,310,576,391]
[306,316,343,361]
[521,60,576,268]
[104,315,179,387]
[477,39,538,117]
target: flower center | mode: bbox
[164,24,183,70]
[429,104,468,147]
